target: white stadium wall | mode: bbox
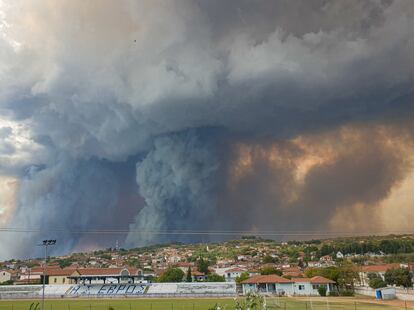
[0,283,237,299]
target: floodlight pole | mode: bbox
[38,240,56,310]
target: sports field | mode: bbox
[0,297,412,310]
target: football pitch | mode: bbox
[0,298,411,310]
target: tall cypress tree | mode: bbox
[186,266,192,282]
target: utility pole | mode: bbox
[38,240,56,310]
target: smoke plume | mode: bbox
[1,0,414,258]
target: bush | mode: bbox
[339,290,354,296]
[369,278,387,289]
[236,272,250,284]
[329,291,339,296]
[158,267,184,282]
[206,274,225,282]
[318,286,327,296]
[260,267,282,275]
[0,280,13,285]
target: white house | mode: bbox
[224,267,246,282]
[241,275,336,296]
[336,252,344,259]
[357,264,400,286]
[242,275,295,295]
[291,276,336,295]
[0,270,11,283]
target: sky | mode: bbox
[0,0,414,259]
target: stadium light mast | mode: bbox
[38,239,56,310]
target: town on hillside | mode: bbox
[1,235,413,297]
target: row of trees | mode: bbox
[157,267,226,283]
[319,239,414,257]
[157,258,225,282]
[368,268,413,289]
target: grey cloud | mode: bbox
[1,0,414,257]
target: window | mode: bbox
[54,278,57,283]
[312,285,319,290]
[63,278,65,283]
[298,285,305,290]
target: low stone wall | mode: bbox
[355,286,414,301]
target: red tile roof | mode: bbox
[73,267,138,276]
[225,267,246,273]
[242,275,293,284]
[292,276,335,284]
[46,268,77,276]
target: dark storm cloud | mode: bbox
[1,0,414,257]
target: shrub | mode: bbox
[339,290,354,296]
[369,278,387,289]
[318,286,327,296]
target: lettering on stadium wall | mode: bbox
[67,284,147,296]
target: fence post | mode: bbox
[305,301,308,310]
[405,301,407,310]
[193,302,195,310]
[354,301,357,310]
[284,302,286,310]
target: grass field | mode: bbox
[0,297,411,310]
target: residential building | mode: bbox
[358,264,400,286]
[291,277,336,295]
[0,270,11,283]
[224,267,246,282]
[47,268,77,285]
[241,275,336,296]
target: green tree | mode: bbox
[369,278,387,289]
[197,258,210,274]
[57,259,72,268]
[186,267,192,282]
[206,274,225,282]
[318,286,327,296]
[236,272,250,284]
[260,267,282,276]
[337,262,358,291]
[158,268,184,283]
[385,268,413,288]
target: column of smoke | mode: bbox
[1,0,414,258]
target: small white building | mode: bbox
[242,275,294,296]
[0,270,11,283]
[336,252,344,259]
[291,276,336,296]
[241,275,336,296]
[224,267,246,282]
[358,264,400,286]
